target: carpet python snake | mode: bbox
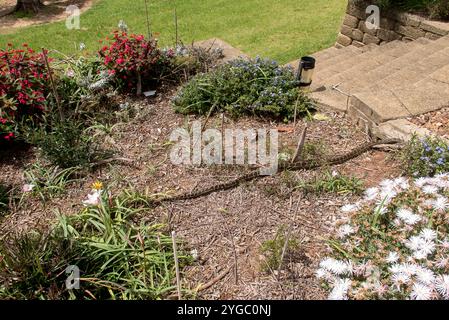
[153,139,400,204]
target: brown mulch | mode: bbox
[409,106,449,139]
[0,85,402,300]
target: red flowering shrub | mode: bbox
[99,32,172,93]
[0,44,51,141]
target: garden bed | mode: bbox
[0,82,402,298]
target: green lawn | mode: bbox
[0,0,346,63]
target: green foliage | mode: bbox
[56,56,111,109]
[23,163,79,202]
[400,135,449,177]
[260,226,299,272]
[0,183,10,214]
[373,0,449,20]
[0,231,76,299]
[298,171,364,195]
[29,117,100,169]
[428,0,449,19]
[172,57,313,121]
[0,191,190,300]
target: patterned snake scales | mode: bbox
[153,139,400,204]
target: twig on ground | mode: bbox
[292,124,308,163]
[171,231,182,300]
[91,157,135,168]
[42,48,63,120]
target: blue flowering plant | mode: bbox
[172,57,313,121]
[402,135,449,177]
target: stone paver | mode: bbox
[194,38,248,63]
[309,34,449,139]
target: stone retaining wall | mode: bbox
[337,0,449,47]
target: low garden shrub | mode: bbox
[172,57,313,121]
[99,32,172,94]
[0,44,51,141]
[0,187,191,299]
[317,174,449,300]
[30,116,102,169]
[401,135,449,178]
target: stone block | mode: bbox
[343,14,359,28]
[377,29,402,41]
[340,25,353,38]
[395,25,426,39]
[362,33,380,45]
[352,29,364,42]
[421,21,449,36]
[425,32,442,40]
[395,13,422,27]
[336,33,352,46]
[352,40,365,47]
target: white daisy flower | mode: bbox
[420,228,438,241]
[320,258,353,276]
[416,267,435,286]
[405,236,424,252]
[364,187,379,201]
[440,238,449,250]
[422,185,439,195]
[413,250,429,260]
[436,258,448,269]
[394,177,410,190]
[374,282,388,297]
[415,177,428,188]
[410,283,433,300]
[392,273,411,288]
[337,224,355,238]
[316,268,331,279]
[396,208,422,225]
[328,278,351,300]
[379,189,397,203]
[431,196,449,211]
[374,204,388,215]
[435,275,449,299]
[389,263,402,274]
[380,179,396,189]
[341,203,360,213]
[385,251,400,264]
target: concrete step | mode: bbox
[312,45,369,73]
[311,37,449,111]
[340,40,449,92]
[378,46,449,90]
[314,38,432,88]
[313,40,413,83]
[349,77,449,127]
[286,45,371,73]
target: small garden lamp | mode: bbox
[296,56,316,88]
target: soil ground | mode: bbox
[0,84,402,299]
[0,0,93,34]
[409,107,449,139]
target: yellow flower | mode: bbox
[92,181,103,191]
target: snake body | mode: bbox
[156,139,400,203]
